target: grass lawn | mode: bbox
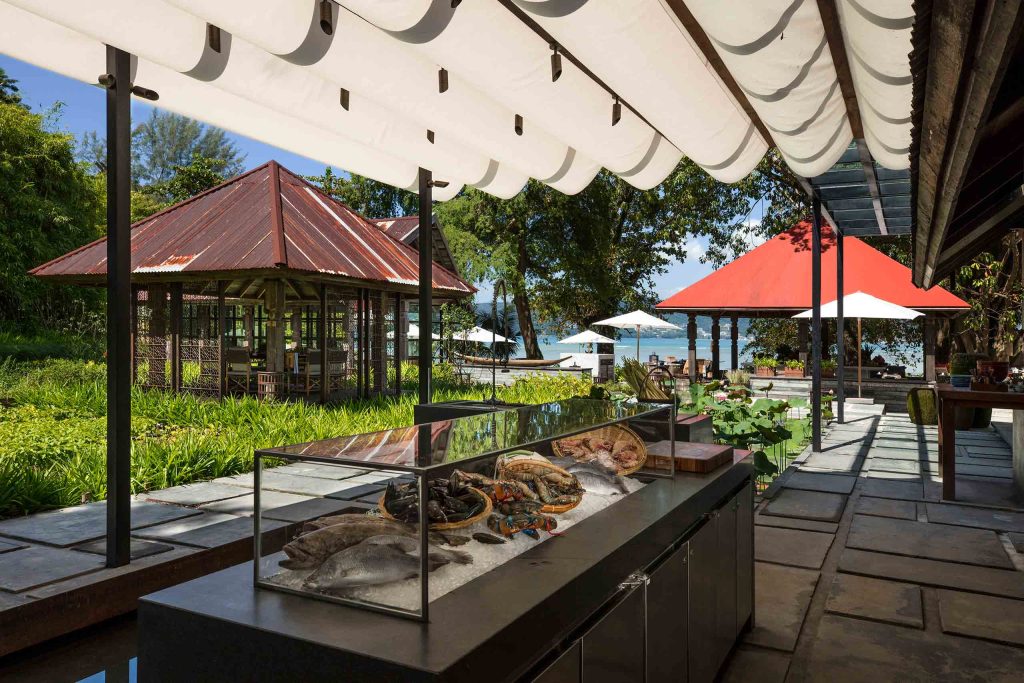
[0,358,591,518]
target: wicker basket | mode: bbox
[377,486,492,531]
[551,424,648,476]
[495,452,583,514]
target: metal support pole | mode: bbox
[394,293,403,396]
[319,283,329,404]
[811,197,823,452]
[104,46,132,568]
[836,230,845,424]
[711,315,721,379]
[730,314,739,370]
[418,169,433,405]
[170,283,183,393]
[924,316,937,382]
[687,314,698,383]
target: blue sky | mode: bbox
[2,54,739,304]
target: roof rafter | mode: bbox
[815,0,864,138]
[856,139,888,235]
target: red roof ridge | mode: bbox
[268,160,287,267]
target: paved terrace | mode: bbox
[0,463,391,655]
[723,411,1024,682]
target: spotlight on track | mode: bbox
[438,68,449,94]
[339,87,350,111]
[550,44,562,82]
[319,0,334,35]
[612,96,621,126]
[514,114,523,136]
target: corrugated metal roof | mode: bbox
[31,161,474,295]
[656,222,969,314]
[372,215,459,275]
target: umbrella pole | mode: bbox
[636,325,641,361]
[858,317,863,399]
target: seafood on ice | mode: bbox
[553,433,645,474]
[381,472,487,525]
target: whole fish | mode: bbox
[550,458,629,495]
[302,543,451,593]
[282,516,419,569]
[361,534,473,565]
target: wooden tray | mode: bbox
[646,441,734,473]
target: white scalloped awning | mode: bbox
[0,0,914,199]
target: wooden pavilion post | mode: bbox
[148,284,168,387]
[730,314,739,370]
[319,283,329,404]
[395,293,405,396]
[170,282,183,393]
[711,315,721,379]
[217,281,226,398]
[836,229,845,423]
[797,320,809,368]
[374,290,386,394]
[244,306,254,350]
[687,313,698,383]
[924,316,937,382]
[265,279,286,396]
[811,197,823,453]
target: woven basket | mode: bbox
[495,452,583,514]
[378,486,492,530]
[551,424,648,476]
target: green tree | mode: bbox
[0,67,23,107]
[306,167,418,218]
[79,110,245,187]
[0,101,103,326]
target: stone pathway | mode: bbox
[722,413,1024,682]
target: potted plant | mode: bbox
[976,358,1010,382]
[949,353,973,388]
[783,359,805,377]
[753,357,777,377]
[821,359,837,378]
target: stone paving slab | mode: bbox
[937,589,1024,646]
[867,457,922,475]
[271,462,368,480]
[854,496,917,520]
[925,503,1024,533]
[1009,532,1024,553]
[136,515,288,549]
[755,526,834,570]
[803,613,1024,682]
[0,540,26,554]
[947,476,1024,509]
[860,478,924,500]
[23,546,198,601]
[744,562,818,652]
[720,647,790,683]
[761,488,847,523]
[139,482,252,506]
[0,546,104,592]
[954,463,1014,479]
[825,574,923,628]
[199,491,314,517]
[71,538,175,560]
[864,447,928,462]
[326,482,388,501]
[0,591,31,609]
[755,513,839,535]
[798,454,864,474]
[782,471,857,495]
[212,471,370,497]
[0,501,201,547]
[847,515,1014,569]
[963,444,1014,457]
[133,511,240,543]
[260,497,371,523]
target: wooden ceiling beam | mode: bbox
[856,139,888,235]
[815,0,864,138]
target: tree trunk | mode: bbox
[514,288,542,359]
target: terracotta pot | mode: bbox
[783,368,804,378]
[821,369,835,378]
[755,366,775,377]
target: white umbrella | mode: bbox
[794,291,922,397]
[391,323,439,340]
[594,310,681,360]
[557,330,616,345]
[452,326,509,344]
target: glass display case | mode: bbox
[253,398,675,621]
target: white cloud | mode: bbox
[683,238,706,261]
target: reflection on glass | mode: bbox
[258,399,667,470]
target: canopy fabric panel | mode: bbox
[31,162,475,295]
[0,0,920,196]
[835,0,914,169]
[656,222,968,314]
[683,0,853,177]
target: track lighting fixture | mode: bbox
[319,0,334,35]
[515,114,523,136]
[550,44,562,82]
[207,25,222,54]
[339,87,350,110]
[131,86,160,101]
[430,179,450,188]
[427,130,435,144]
[612,96,621,126]
[450,0,461,7]
[438,68,449,94]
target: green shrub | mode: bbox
[753,356,778,369]
[784,359,805,370]
[906,387,937,425]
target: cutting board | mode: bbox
[647,441,734,473]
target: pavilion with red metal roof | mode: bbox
[657,222,969,382]
[32,161,474,402]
